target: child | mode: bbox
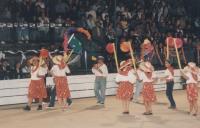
[139,61,157,115]
[116,60,136,114]
[161,60,176,109]
[23,57,48,111]
[181,62,199,116]
[50,55,71,110]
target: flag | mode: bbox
[68,35,82,54]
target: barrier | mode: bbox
[0,70,183,105]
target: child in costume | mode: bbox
[116,60,136,114]
[139,61,157,115]
[181,62,199,116]
[23,57,48,111]
[50,55,71,109]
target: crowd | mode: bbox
[0,0,200,79]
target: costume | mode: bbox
[51,55,71,99]
[28,65,47,99]
[116,66,136,101]
[139,62,156,102]
[183,63,199,103]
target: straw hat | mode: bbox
[52,55,63,65]
[29,56,39,65]
[120,60,131,70]
[186,62,199,74]
[139,61,154,72]
[188,62,196,68]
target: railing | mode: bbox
[0,23,72,43]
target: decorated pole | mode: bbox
[166,38,169,60]
[112,43,119,72]
[66,50,74,62]
[174,38,182,69]
[64,50,74,63]
[128,41,136,70]
[39,57,43,66]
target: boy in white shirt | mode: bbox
[92,56,108,104]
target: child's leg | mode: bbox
[144,101,148,112]
[39,98,43,105]
[193,101,198,114]
[126,100,130,112]
[28,98,33,106]
[148,102,152,113]
[122,100,126,112]
[189,102,194,113]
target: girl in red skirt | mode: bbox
[116,60,136,114]
[139,61,157,115]
[181,62,199,116]
[24,57,48,111]
[51,55,71,109]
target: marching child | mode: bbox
[139,61,157,115]
[50,55,71,110]
[116,60,136,114]
[23,56,48,111]
[181,62,199,116]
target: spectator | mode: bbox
[86,14,96,30]
[14,62,23,79]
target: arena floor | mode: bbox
[0,90,200,128]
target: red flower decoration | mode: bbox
[40,48,49,58]
[166,37,183,48]
[175,38,183,48]
[106,43,114,54]
[165,36,174,47]
[77,27,91,40]
[120,42,130,52]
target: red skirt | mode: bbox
[116,81,133,101]
[28,79,47,99]
[187,84,198,103]
[54,76,71,99]
[142,82,156,102]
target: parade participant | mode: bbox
[23,56,48,111]
[181,62,199,116]
[50,55,71,109]
[161,60,176,109]
[46,60,72,108]
[92,56,108,104]
[116,60,136,114]
[139,61,157,115]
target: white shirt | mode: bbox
[165,69,174,80]
[30,66,47,80]
[38,67,48,76]
[185,72,198,84]
[50,65,70,77]
[136,69,143,80]
[115,70,136,84]
[92,64,108,77]
[140,71,156,83]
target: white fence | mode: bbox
[0,70,183,105]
